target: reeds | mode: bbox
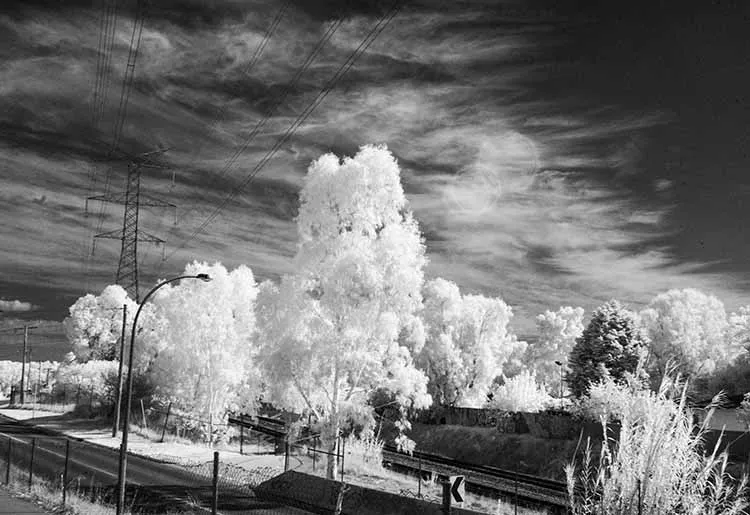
[566,373,749,514]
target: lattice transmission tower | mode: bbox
[87,149,176,302]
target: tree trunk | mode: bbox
[326,361,341,480]
[326,423,339,480]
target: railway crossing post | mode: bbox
[442,479,451,514]
[442,475,465,514]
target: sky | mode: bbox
[1,0,749,359]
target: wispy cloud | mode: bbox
[0,298,37,312]
[0,1,746,336]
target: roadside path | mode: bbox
[0,408,311,514]
[0,488,49,514]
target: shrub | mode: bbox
[566,373,749,514]
[486,370,553,413]
[571,365,652,423]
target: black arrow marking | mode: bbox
[451,475,464,503]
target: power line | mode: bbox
[138,1,290,271]
[110,0,147,153]
[81,0,121,293]
[85,0,155,298]
[160,1,402,267]
[154,6,339,272]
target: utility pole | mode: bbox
[113,304,127,437]
[87,149,175,302]
[19,325,38,405]
[554,360,564,410]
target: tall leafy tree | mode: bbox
[567,300,647,398]
[640,288,734,380]
[416,277,523,407]
[64,285,138,361]
[148,261,261,442]
[257,145,431,478]
[728,305,750,351]
[0,361,23,396]
[693,305,750,399]
[526,306,584,391]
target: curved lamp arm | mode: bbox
[116,272,210,515]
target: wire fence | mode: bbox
[0,397,559,514]
[0,430,324,514]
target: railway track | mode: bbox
[380,444,568,508]
[229,414,570,511]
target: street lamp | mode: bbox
[116,273,211,515]
[554,360,564,410]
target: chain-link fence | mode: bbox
[0,433,118,509]
[0,430,322,514]
[0,397,564,514]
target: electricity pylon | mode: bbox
[87,149,176,302]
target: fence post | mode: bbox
[76,383,81,405]
[418,456,422,497]
[5,438,11,485]
[160,402,172,443]
[284,437,290,472]
[62,440,70,506]
[312,436,317,472]
[89,385,94,411]
[28,438,35,492]
[340,436,345,483]
[212,451,219,515]
[239,415,244,455]
[257,432,260,455]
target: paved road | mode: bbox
[0,415,309,514]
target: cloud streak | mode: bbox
[0,299,37,312]
[0,1,747,341]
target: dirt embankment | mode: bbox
[406,423,588,481]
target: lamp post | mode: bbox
[116,273,211,515]
[554,360,564,410]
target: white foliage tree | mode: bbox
[54,360,119,403]
[148,261,261,443]
[728,306,750,351]
[63,285,138,361]
[416,277,524,407]
[526,306,585,392]
[640,288,734,380]
[0,361,22,396]
[257,145,432,478]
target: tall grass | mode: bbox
[343,434,385,476]
[566,373,749,515]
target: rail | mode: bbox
[228,412,570,510]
